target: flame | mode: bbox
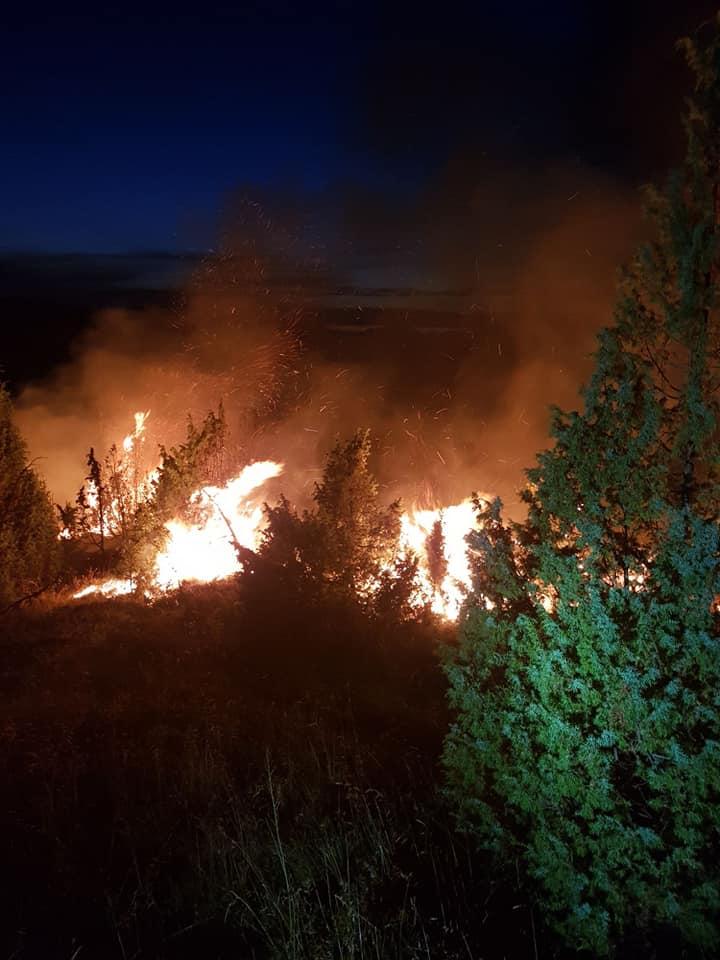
[72,460,283,600]
[122,410,150,453]
[154,461,283,590]
[71,415,481,618]
[399,500,477,619]
[65,414,663,617]
[73,578,136,599]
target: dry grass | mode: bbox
[0,581,538,959]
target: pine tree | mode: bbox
[443,19,720,955]
[0,385,59,607]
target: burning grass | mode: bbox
[62,412,483,620]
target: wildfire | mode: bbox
[71,414,481,619]
[154,462,283,591]
[122,410,150,453]
[71,459,283,601]
[73,578,137,600]
[399,501,476,619]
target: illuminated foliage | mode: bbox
[122,407,227,584]
[74,437,151,554]
[261,429,409,610]
[0,385,58,607]
[443,19,720,955]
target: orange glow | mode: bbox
[154,461,283,590]
[398,500,477,619]
[71,415,482,618]
[73,578,136,599]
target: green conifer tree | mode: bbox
[443,18,720,955]
[0,385,59,607]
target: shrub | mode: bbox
[260,429,414,615]
[0,385,59,607]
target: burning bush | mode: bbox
[0,385,58,608]
[260,430,409,607]
[68,405,237,594]
[123,406,228,585]
[68,414,481,619]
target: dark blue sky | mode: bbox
[2,6,364,251]
[1,1,716,253]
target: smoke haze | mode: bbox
[14,168,643,515]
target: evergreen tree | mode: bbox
[122,407,227,584]
[0,385,59,607]
[426,517,448,592]
[76,446,108,552]
[443,19,720,955]
[261,430,405,607]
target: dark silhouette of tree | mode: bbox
[426,517,447,592]
[0,385,58,607]
[76,447,107,553]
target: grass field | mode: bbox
[0,579,547,959]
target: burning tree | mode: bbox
[443,19,720,955]
[69,411,153,555]
[122,407,227,585]
[0,385,58,607]
[260,429,414,611]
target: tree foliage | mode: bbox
[443,19,720,955]
[0,385,59,607]
[123,407,227,584]
[71,441,146,553]
[67,406,227,587]
[260,430,416,615]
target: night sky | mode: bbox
[2,0,718,255]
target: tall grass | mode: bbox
[0,583,536,958]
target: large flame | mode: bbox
[399,500,477,620]
[73,578,137,600]
[123,411,150,453]
[72,414,481,619]
[154,461,283,591]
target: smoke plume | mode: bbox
[15,170,643,516]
